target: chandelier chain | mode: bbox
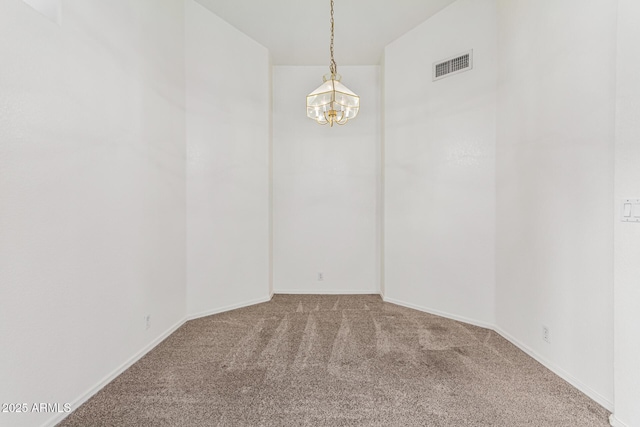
[329,0,337,75]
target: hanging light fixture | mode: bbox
[306,0,359,127]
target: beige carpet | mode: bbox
[58,294,609,426]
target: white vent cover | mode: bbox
[433,50,473,81]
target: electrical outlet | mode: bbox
[145,315,151,330]
[317,272,324,281]
[542,325,550,343]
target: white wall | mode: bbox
[268,56,275,298]
[1,1,628,425]
[612,0,640,425]
[186,0,271,317]
[495,0,616,409]
[383,0,497,327]
[0,1,186,426]
[20,0,60,23]
[379,53,386,298]
[272,66,380,294]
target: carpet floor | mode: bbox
[58,294,610,426]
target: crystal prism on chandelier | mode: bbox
[306,0,359,127]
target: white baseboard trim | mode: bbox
[494,326,614,412]
[382,296,494,329]
[47,296,276,426]
[383,296,613,412]
[45,294,615,426]
[609,414,628,427]
[273,289,379,295]
[44,316,187,427]
[186,295,272,321]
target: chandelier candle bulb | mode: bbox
[306,0,359,127]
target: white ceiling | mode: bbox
[194,0,458,66]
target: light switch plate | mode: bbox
[622,199,640,222]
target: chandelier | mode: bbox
[306,0,359,127]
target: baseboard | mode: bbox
[382,296,494,329]
[44,294,615,426]
[44,316,187,427]
[384,296,613,412]
[609,414,628,427]
[494,327,614,412]
[47,296,276,426]
[274,289,379,295]
[186,294,272,321]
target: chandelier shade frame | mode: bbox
[306,0,359,127]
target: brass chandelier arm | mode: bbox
[320,109,347,127]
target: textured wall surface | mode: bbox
[613,0,640,424]
[272,66,381,294]
[0,1,186,426]
[495,0,616,409]
[383,0,497,326]
[1,1,633,425]
[186,0,271,317]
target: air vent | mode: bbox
[433,50,473,81]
